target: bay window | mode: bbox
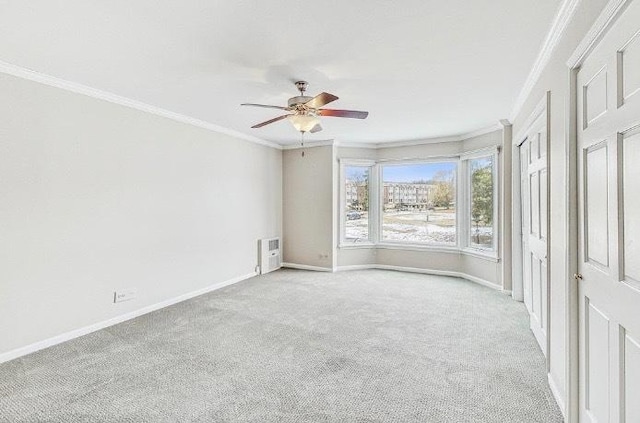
[339,147,498,258]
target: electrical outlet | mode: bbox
[114,289,137,303]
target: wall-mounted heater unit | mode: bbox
[259,237,281,274]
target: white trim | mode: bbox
[0,272,257,364]
[334,124,503,150]
[338,243,501,262]
[282,139,335,150]
[548,373,568,420]
[514,93,552,144]
[461,247,500,262]
[338,158,376,166]
[375,243,460,254]
[339,159,376,246]
[462,149,500,254]
[335,141,381,149]
[335,264,377,271]
[335,264,502,291]
[281,262,335,272]
[377,155,461,164]
[0,60,281,150]
[566,66,580,423]
[567,0,633,68]
[510,0,581,121]
[375,135,466,149]
[460,145,501,160]
[338,243,376,249]
[462,124,505,141]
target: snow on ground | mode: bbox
[382,223,456,244]
[345,211,492,245]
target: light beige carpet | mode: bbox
[0,269,563,422]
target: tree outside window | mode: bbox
[469,156,494,249]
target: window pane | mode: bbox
[469,156,494,249]
[382,163,457,244]
[344,166,370,242]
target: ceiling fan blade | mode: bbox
[251,114,291,128]
[241,103,289,111]
[305,92,339,109]
[309,123,323,133]
[318,109,369,119]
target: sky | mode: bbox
[346,167,369,181]
[382,162,456,183]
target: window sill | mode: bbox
[338,243,500,262]
[461,247,500,262]
[339,242,376,249]
[376,242,459,254]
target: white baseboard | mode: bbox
[281,262,334,272]
[335,264,377,271]
[0,272,257,364]
[336,264,502,291]
[548,373,567,420]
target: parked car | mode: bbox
[346,211,362,220]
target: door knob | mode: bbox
[574,273,583,280]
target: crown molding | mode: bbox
[0,60,282,150]
[0,60,507,151]
[335,141,380,149]
[334,123,503,150]
[461,123,504,140]
[374,134,462,149]
[567,0,632,68]
[509,0,581,122]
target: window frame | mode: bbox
[338,147,500,261]
[339,159,376,248]
[377,158,461,249]
[461,147,500,258]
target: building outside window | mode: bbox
[344,165,371,243]
[381,162,457,245]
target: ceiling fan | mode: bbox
[241,81,368,134]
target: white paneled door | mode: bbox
[577,1,640,421]
[519,104,549,358]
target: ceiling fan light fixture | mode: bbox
[288,114,320,133]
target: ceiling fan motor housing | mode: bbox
[288,96,313,108]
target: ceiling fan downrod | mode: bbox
[295,81,308,95]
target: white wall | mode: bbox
[336,131,504,288]
[282,145,335,269]
[511,0,609,411]
[0,73,282,357]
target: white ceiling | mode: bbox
[0,0,562,146]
